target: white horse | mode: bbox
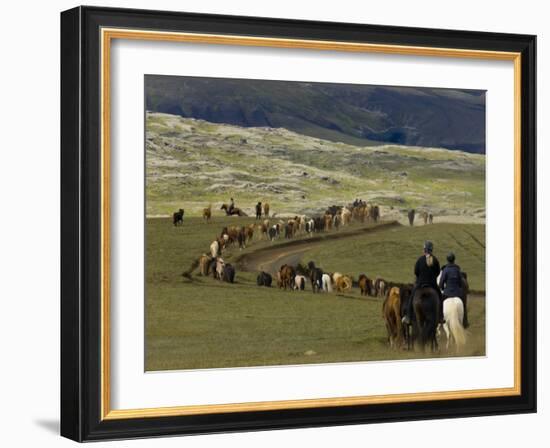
[294,275,306,291]
[341,207,352,226]
[441,297,466,352]
[210,240,220,258]
[214,258,225,280]
[321,273,333,292]
[306,219,315,235]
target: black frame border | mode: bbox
[61,6,536,442]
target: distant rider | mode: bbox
[228,197,235,214]
[439,252,468,328]
[402,241,442,325]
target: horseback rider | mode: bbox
[439,252,469,328]
[228,197,235,214]
[402,241,442,325]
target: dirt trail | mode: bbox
[238,244,317,276]
[236,221,400,275]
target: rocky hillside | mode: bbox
[146,112,485,221]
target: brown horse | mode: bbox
[324,213,333,231]
[336,275,352,293]
[173,208,184,226]
[263,202,270,218]
[372,205,380,222]
[198,254,212,276]
[420,211,428,225]
[220,204,248,216]
[413,287,440,352]
[225,226,239,246]
[246,224,255,242]
[408,209,415,226]
[278,264,295,290]
[202,205,211,221]
[383,287,403,348]
[358,274,373,296]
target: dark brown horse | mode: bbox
[407,209,415,226]
[307,261,323,293]
[358,274,373,296]
[173,208,184,226]
[220,204,248,216]
[412,287,440,352]
[399,284,414,349]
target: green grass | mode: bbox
[301,223,485,291]
[146,217,485,371]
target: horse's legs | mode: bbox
[462,295,469,327]
[432,321,439,352]
[422,323,428,352]
[385,322,392,347]
[403,325,409,350]
[444,323,451,351]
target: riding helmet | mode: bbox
[423,240,434,253]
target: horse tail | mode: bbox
[446,298,466,349]
[322,274,332,292]
[343,276,352,292]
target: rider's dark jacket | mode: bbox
[414,254,441,288]
[438,263,464,298]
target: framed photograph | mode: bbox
[61,6,536,442]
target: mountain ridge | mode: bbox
[145,76,486,154]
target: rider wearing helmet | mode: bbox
[402,241,442,325]
[439,252,468,328]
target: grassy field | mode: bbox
[145,216,485,371]
[302,222,485,291]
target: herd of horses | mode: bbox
[191,201,385,298]
[382,278,468,354]
[262,262,469,354]
[175,202,434,229]
[407,209,434,226]
[178,199,463,354]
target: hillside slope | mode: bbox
[146,112,485,220]
[145,76,486,153]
